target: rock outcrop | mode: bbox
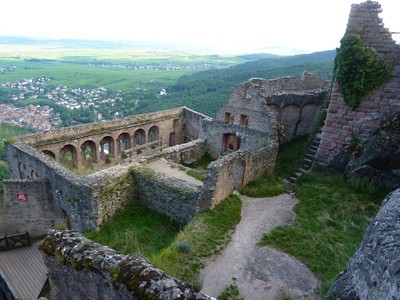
[327,188,400,299]
[40,230,213,300]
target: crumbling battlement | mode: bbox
[216,72,330,144]
[40,230,213,300]
[316,1,400,165]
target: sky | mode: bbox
[1,0,399,54]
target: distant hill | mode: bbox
[135,50,336,117]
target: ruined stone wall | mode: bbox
[184,107,212,141]
[197,146,278,210]
[0,179,56,237]
[5,141,99,232]
[130,165,200,224]
[19,107,186,146]
[316,1,400,165]
[40,230,212,300]
[345,1,398,64]
[216,73,330,145]
[201,119,272,156]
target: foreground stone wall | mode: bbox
[40,230,213,300]
[316,1,400,165]
[327,188,400,299]
[0,179,56,236]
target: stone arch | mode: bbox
[18,162,27,179]
[42,149,56,159]
[99,136,115,162]
[117,132,131,156]
[133,129,146,146]
[59,144,78,168]
[81,140,97,164]
[221,133,241,154]
[31,169,40,180]
[148,126,159,143]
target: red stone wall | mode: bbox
[316,0,400,165]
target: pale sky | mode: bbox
[1,0,399,54]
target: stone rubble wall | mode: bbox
[130,165,200,224]
[5,141,99,233]
[197,146,278,210]
[316,0,400,165]
[216,72,330,145]
[0,179,55,236]
[40,230,213,300]
[327,188,400,299]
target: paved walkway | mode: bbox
[200,194,321,300]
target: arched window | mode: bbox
[99,136,115,162]
[81,140,97,163]
[148,126,159,143]
[134,129,146,146]
[59,144,78,168]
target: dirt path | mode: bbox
[199,194,321,300]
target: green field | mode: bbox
[0,46,335,122]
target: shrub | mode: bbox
[334,34,393,109]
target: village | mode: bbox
[0,75,123,130]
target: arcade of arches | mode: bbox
[41,126,162,170]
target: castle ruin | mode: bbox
[1,72,329,237]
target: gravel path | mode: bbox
[199,194,321,300]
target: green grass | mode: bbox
[240,172,286,197]
[259,168,388,291]
[84,194,241,288]
[274,136,309,178]
[84,204,182,257]
[149,194,241,285]
[186,169,206,181]
[239,136,309,197]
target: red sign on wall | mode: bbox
[17,193,28,202]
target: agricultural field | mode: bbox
[0,45,253,127]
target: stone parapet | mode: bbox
[40,230,213,300]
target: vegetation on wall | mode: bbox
[334,34,393,109]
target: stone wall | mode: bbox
[40,230,213,300]
[327,188,400,299]
[0,179,56,236]
[316,1,400,165]
[200,119,272,156]
[130,165,200,224]
[197,146,278,210]
[5,141,99,232]
[184,107,212,141]
[216,72,330,145]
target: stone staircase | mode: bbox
[287,131,322,183]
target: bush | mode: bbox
[334,34,393,109]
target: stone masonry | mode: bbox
[316,1,400,165]
[40,230,213,300]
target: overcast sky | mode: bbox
[1,0,399,54]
